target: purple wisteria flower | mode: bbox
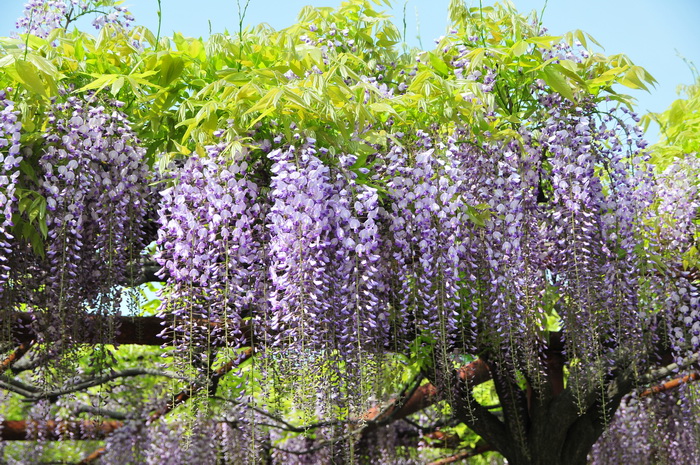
[0,89,22,295]
[654,157,700,354]
[0,93,152,359]
[39,95,150,302]
[265,143,335,344]
[156,142,263,369]
[15,0,70,38]
[590,386,700,464]
[16,0,134,39]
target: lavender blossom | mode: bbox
[16,0,134,38]
[0,89,22,296]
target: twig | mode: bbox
[1,420,122,440]
[149,348,252,421]
[212,395,340,433]
[7,311,251,346]
[360,358,491,428]
[1,368,186,402]
[420,430,462,448]
[0,377,39,397]
[359,372,424,425]
[264,429,357,457]
[79,348,253,464]
[78,448,106,465]
[609,351,700,402]
[155,0,162,51]
[74,404,128,420]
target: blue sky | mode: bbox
[2,0,699,142]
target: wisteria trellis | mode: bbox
[1,0,699,464]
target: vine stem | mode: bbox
[155,0,162,51]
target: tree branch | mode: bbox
[125,260,163,286]
[426,442,493,465]
[0,342,33,374]
[149,348,252,422]
[642,351,700,385]
[0,373,40,396]
[73,404,128,421]
[79,348,253,464]
[361,359,491,428]
[640,372,700,397]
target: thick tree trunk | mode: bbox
[452,348,625,465]
[461,391,605,465]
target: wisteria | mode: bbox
[589,385,700,465]
[654,156,700,354]
[263,141,388,357]
[156,141,262,372]
[3,0,700,464]
[15,0,134,38]
[0,89,22,299]
[0,92,151,361]
[380,137,474,385]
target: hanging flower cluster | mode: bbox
[15,0,134,38]
[0,93,151,354]
[0,89,22,296]
[532,97,657,384]
[43,95,149,290]
[654,156,700,354]
[16,1,73,38]
[156,141,262,368]
[264,141,387,357]
[6,1,700,462]
[152,98,667,428]
[589,385,700,465]
[152,85,672,422]
[380,134,476,378]
[39,95,149,308]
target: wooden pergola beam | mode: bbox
[4,312,251,346]
[0,420,122,440]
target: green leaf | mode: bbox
[75,74,119,94]
[19,220,45,259]
[545,313,562,332]
[541,66,574,101]
[618,66,656,92]
[15,59,47,97]
[368,102,399,117]
[19,160,38,184]
[26,54,59,77]
[159,54,185,87]
[27,196,46,223]
[428,52,450,77]
[0,55,15,69]
[110,76,125,96]
[18,195,31,215]
[243,87,282,116]
[525,35,561,47]
[465,204,490,227]
[586,66,628,88]
[510,40,529,57]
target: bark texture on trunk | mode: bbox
[450,343,635,465]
